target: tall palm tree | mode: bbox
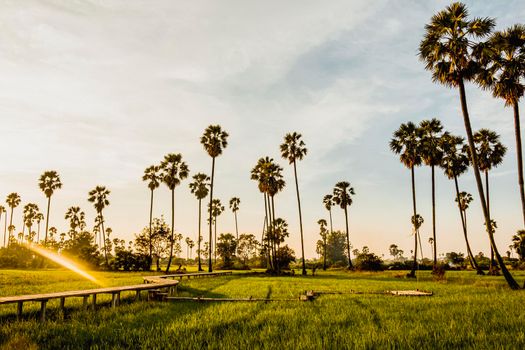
[0,206,5,247]
[209,198,225,263]
[65,206,85,236]
[201,125,228,272]
[35,212,44,242]
[6,193,21,248]
[471,129,506,274]
[189,173,210,271]
[419,118,445,270]
[332,181,355,270]
[23,203,39,243]
[280,132,308,275]
[419,2,519,289]
[142,164,161,270]
[160,153,189,273]
[38,170,62,244]
[441,134,484,274]
[229,197,241,240]
[390,122,422,278]
[476,24,525,227]
[317,219,328,270]
[88,186,110,266]
[323,194,334,235]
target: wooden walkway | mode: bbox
[0,271,232,321]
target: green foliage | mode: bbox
[354,247,384,271]
[216,233,237,268]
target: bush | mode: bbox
[355,251,384,271]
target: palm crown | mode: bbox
[456,191,473,211]
[251,157,285,196]
[280,132,307,164]
[332,181,355,209]
[65,206,86,231]
[418,2,495,87]
[209,199,224,218]
[38,171,62,198]
[390,122,422,169]
[88,186,110,214]
[229,197,240,212]
[160,153,189,190]
[201,125,229,158]
[189,173,210,200]
[471,129,507,172]
[143,165,161,191]
[420,118,445,166]
[323,194,333,211]
[23,203,39,226]
[440,134,469,179]
[6,193,21,209]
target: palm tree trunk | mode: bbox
[8,207,14,248]
[198,198,203,271]
[100,213,108,266]
[44,196,51,243]
[271,195,278,271]
[2,212,5,248]
[513,103,525,228]
[458,79,519,289]
[454,176,483,275]
[214,217,217,263]
[431,165,437,270]
[344,206,353,269]
[37,222,41,243]
[292,161,307,275]
[408,166,418,278]
[166,189,175,272]
[234,211,239,241]
[263,193,270,270]
[148,189,154,271]
[485,170,496,275]
[323,235,327,271]
[208,157,215,272]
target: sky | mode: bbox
[1,0,525,260]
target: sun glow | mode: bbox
[26,244,104,286]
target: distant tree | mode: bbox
[23,203,39,243]
[389,244,404,261]
[88,186,110,266]
[318,219,328,270]
[445,252,465,266]
[217,233,237,268]
[355,247,384,271]
[134,216,171,271]
[65,206,86,237]
[142,164,162,270]
[0,206,5,247]
[323,194,335,235]
[512,230,525,261]
[6,193,21,248]
[62,230,102,268]
[237,234,259,266]
[280,132,308,275]
[38,170,62,243]
[189,173,210,271]
[185,237,194,260]
[201,125,229,272]
[332,181,355,270]
[160,153,189,272]
[229,197,241,241]
[35,212,44,242]
[209,198,225,262]
[275,245,295,270]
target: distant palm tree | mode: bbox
[209,198,225,262]
[0,206,6,247]
[143,165,162,270]
[441,134,484,275]
[323,194,334,234]
[189,173,210,271]
[317,219,328,270]
[229,197,241,240]
[476,24,525,227]
[471,129,506,274]
[332,181,355,270]
[160,153,189,273]
[35,212,44,242]
[185,237,194,260]
[65,206,85,236]
[390,122,422,278]
[23,203,39,243]
[88,186,110,266]
[38,170,62,244]
[201,125,228,272]
[6,193,21,248]
[419,118,445,270]
[280,132,308,275]
[419,2,519,289]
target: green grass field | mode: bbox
[1,269,525,349]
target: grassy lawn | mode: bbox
[1,269,525,349]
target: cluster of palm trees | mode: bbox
[416,2,525,289]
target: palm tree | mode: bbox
[280,132,308,275]
[476,24,525,227]
[318,219,328,270]
[6,193,21,248]
[65,206,86,236]
[143,165,161,270]
[229,197,241,240]
[189,173,210,271]
[332,181,355,270]
[419,118,445,270]
[88,186,110,266]
[441,134,484,274]
[38,170,62,244]
[23,203,39,243]
[0,206,6,247]
[160,153,189,273]
[419,2,519,289]
[209,198,225,263]
[35,212,44,242]
[512,230,525,261]
[390,122,422,278]
[201,125,228,272]
[471,129,506,274]
[185,237,194,260]
[323,195,334,235]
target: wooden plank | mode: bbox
[166,297,297,302]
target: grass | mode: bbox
[1,269,525,349]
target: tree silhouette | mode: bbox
[201,125,228,272]
[229,197,241,241]
[38,170,62,244]
[332,181,355,270]
[88,186,110,266]
[189,172,210,271]
[419,2,519,288]
[209,198,225,262]
[5,193,21,248]
[143,164,162,270]
[318,219,328,270]
[160,153,189,272]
